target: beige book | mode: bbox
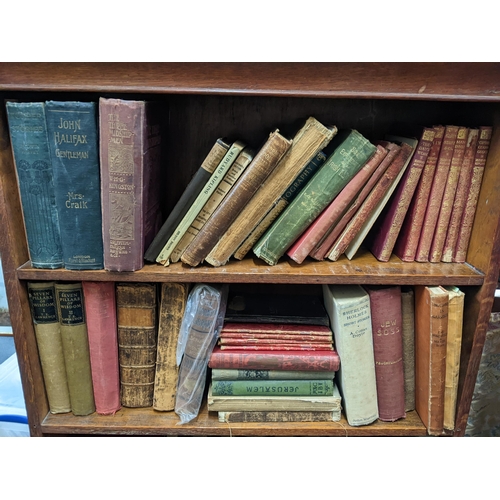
[205,117,336,266]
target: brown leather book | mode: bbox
[116,282,158,408]
[153,283,189,411]
[401,286,415,412]
[180,129,292,267]
[414,285,448,436]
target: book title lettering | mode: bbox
[107,114,134,144]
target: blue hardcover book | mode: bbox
[45,101,104,269]
[6,102,63,269]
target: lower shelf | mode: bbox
[40,404,427,436]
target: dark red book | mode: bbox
[221,322,332,336]
[219,343,334,351]
[209,345,340,371]
[220,334,332,342]
[365,285,405,422]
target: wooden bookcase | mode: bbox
[1,62,500,437]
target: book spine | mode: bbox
[45,101,104,269]
[55,282,95,416]
[441,129,480,262]
[453,126,493,263]
[82,281,121,415]
[429,126,469,262]
[144,138,230,261]
[415,125,459,262]
[220,334,332,342]
[254,130,377,266]
[170,148,254,262]
[116,282,158,407]
[393,126,445,262]
[211,379,334,397]
[156,140,246,265]
[288,145,388,264]
[153,282,189,411]
[218,410,339,422]
[221,322,332,336]
[181,130,292,267]
[27,281,71,414]
[99,98,162,271]
[211,368,337,380]
[401,286,415,412]
[366,286,405,421]
[205,117,335,266]
[219,344,334,351]
[5,102,63,268]
[370,129,435,262]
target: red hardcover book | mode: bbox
[310,143,401,261]
[365,285,405,421]
[99,98,162,271]
[393,126,445,262]
[370,128,436,262]
[209,345,340,371]
[287,145,388,264]
[441,129,480,262]
[219,345,334,351]
[429,127,469,262]
[415,125,459,262]
[82,281,121,415]
[221,322,333,336]
[453,126,493,263]
[220,333,332,342]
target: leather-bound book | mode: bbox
[181,129,292,267]
[116,282,158,407]
[99,98,162,271]
[54,282,95,416]
[414,285,448,436]
[365,285,405,421]
[45,101,104,269]
[153,282,189,411]
[82,281,121,415]
[27,281,71,414]
[401,286,415,412]
[5,101,63,268]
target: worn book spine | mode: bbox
[221,322,332,336]
[453,126,493,263]
[322,284,378,426]
[205,117,336,266]
[116,282,158,407]
[254,130,377,266]
[393,126,445,262]
[310,143,400,261]
[209,345,340,371]
[144,137,230,261]
[99,98,162,271]
[218,410,341,423]
[415,125,459,262]
[45,101,104,270]
[365,285,405,421]
[220,343,333,351]
[153,282,189,411]
[370,129,435,262]
[220,334,332,343]
[288,145,388,264]
[401,286,415,412]
[181,130,292,267]
[232,150,327,261]
[211,379,334,397]
[27,281,71,414]
[211,368,337,380]
[170,148,254,263]
[55,282,95,416]
[441,129,479,262]
[429,126,469,262]
[414,285,448,436]
[82,281,121,415]
[5,101,63,268]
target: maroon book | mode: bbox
[82,281,121,415]
[365,285,405,422]
[221,322,333,336]
[209,345,340,371]
[219,343,334,351]
[99,98,162,271]
[220,334,332,342]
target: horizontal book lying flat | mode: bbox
[218,409,341,423]
[211,368,337,381]
[210,379,335,397]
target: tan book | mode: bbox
[218,410,341,423]
[181,129,293,267]
[205,117,336,266]
[54,282,95,416]
[153,283,189,411]
[117,283,158,408]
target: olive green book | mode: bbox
[211,379,334,396]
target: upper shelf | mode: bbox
[2,63,500,101]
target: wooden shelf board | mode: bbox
[41,404,427,437]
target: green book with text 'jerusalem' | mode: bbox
[253,130,376,265]
[211,379,334,397]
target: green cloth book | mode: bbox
[210,379,334,396]
[253,130,376,265]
